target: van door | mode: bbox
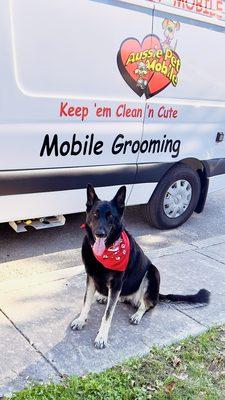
[135,3,225,203]
[0,0,153,214]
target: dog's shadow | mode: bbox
[3,293,211,400]
[62,296,210,372]
[2,300,174,396]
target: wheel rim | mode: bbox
[163,179,192,219]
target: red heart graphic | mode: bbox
[145,50,181,98]
[118,35,161,97]
[145,52,171,98]
[118,35,180,98]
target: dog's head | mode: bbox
[162,19,180,41]
[85,184,126,255]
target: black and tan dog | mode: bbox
[71,184,210,349]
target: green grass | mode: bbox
[10,325,225,400]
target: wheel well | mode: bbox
[179,158,209,213]
[180,157,204,172]
[147,158,209,214]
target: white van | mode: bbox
[0,0,225,229]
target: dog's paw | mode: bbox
[96,295,107,305]
[129,313,141,325]
[70,317,86,331]
[94,334,108,349]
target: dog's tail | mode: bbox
[159,288,210,304]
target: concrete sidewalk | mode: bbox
[1,234,225,397]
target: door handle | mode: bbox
[216,132,224,142]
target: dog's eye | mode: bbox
[93,211,98,218]
[106,211,112,218]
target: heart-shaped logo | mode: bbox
[117,34,181,98]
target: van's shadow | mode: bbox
[1,190,225,266]
[0,206,152,265]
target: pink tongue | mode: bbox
[93,237,106,256]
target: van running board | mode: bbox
[9,215,66,233]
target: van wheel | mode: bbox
[144,163,201,229]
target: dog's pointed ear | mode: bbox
[112,186,126,214]
[86,184,99,211]
[162,18,170,30]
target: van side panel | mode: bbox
[0,0,153,221]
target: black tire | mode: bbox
[144,163,201,229]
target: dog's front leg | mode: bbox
[71,275,95,330]
[94,284,121,349]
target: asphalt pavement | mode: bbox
[1,189,225,396]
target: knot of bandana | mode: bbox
[92,231,130,272]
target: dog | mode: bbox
[71,184,210,349]
[162,19,180,51]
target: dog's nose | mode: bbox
[95,231,106,238]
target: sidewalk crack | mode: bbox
[194,249,225,266]
[0,308,63,378]
[170,305,209,328]
[191,239,225,251]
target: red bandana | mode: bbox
[92,231,130,272]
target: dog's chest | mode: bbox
[92,270,114,296]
